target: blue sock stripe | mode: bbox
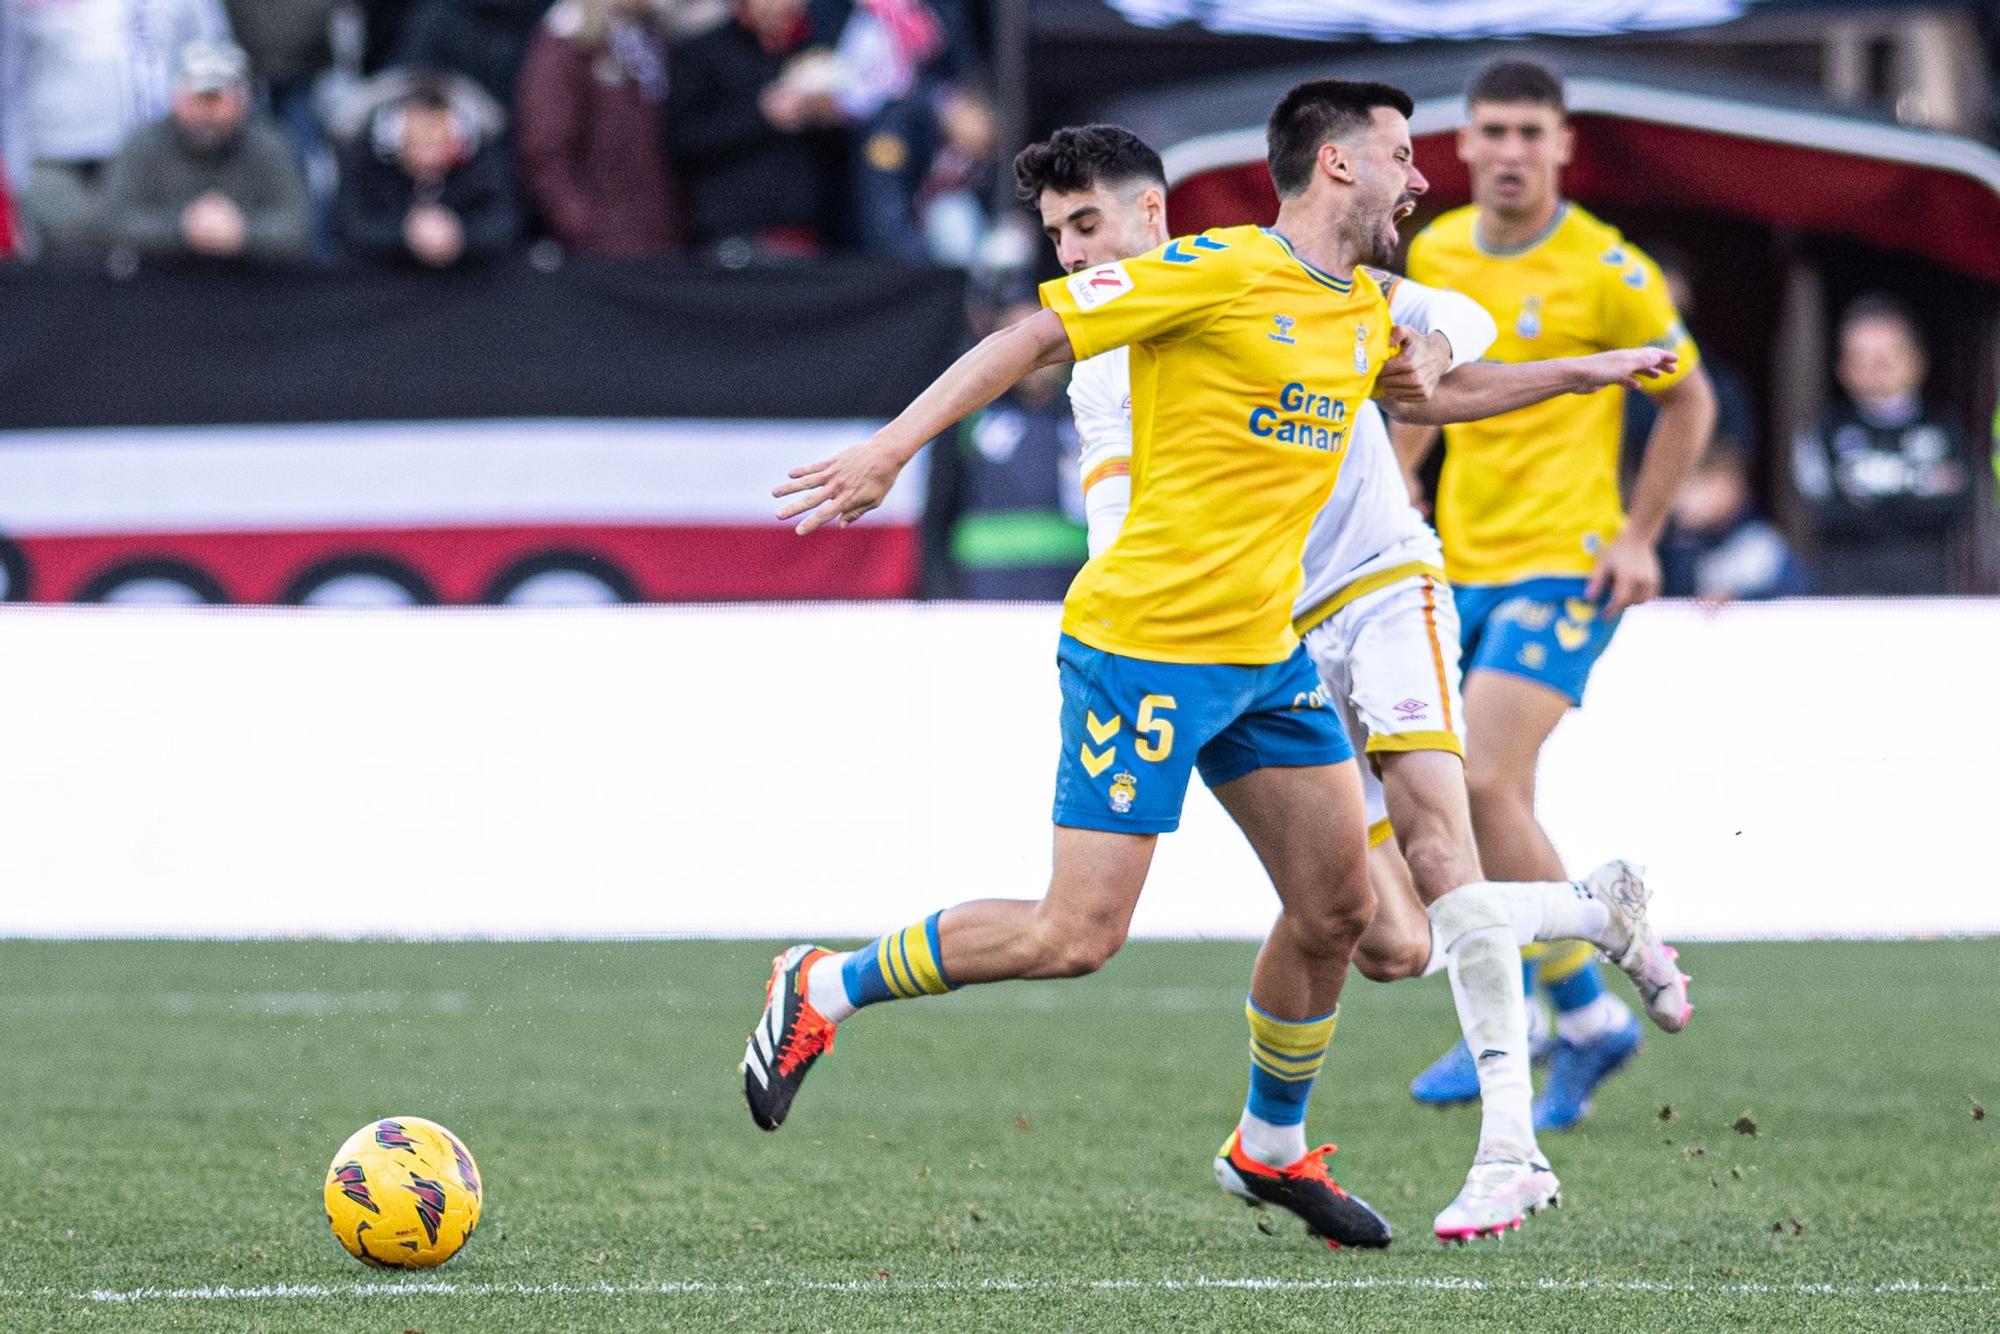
[1245,996,1338,1028]
[924,911,955,990]
[1246,1067,1312,1125]
[1547,961,1606,1013]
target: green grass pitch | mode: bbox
[0,937,1995,1331]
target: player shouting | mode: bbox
[1019,123,1687,1242]
[1397,59,1716,1131]
[747,80,1674,1250]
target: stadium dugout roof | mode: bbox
[1095,47,2000,282]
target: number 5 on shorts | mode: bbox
[1137,694,1176,762]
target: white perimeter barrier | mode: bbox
[0,600,1992,940]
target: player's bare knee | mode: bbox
[1286,883,1377,960]
[1052,922,1126,976]
[1351,929,1425,982]
[1031,904,1128,976]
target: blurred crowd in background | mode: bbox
[1,0,1995,604]
[0,0,1000,268]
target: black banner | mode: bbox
[0,259,966,429]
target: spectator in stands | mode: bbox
[393,0,552,108]
[1792,294,1972,595]
[667,0,841,260]
[1,0,233,260]
[514,0,679,259]
[335,72,519,268]
[1662,445,1808,603]
[99,42,310,264]
[925,295,1089,599]
[222,0,342,255]
[914,82,996,265]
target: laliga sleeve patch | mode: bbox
[1066,261,1134,310]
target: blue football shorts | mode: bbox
[1051,633,1353,834]
[1454,576,1621,706]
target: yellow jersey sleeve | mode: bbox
[1597,241,1700,397]
[1039,232,1243,362]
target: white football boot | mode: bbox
[1433,1158,1562,1243]
[1582,859,1693,1033]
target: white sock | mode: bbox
[1490,880,1614,951]
[1428,885,1538,1165]
[1555,993,1631,1045]
[1526,994,1553,1049]
[805,951,857,1024]
[1420,924,1449,978]
[1236,1111,1308,1168]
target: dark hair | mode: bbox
[1265,80,1415,199]
[1013,125,1166,206]
[1466,59,1565,112]
[1840,292,1922,344]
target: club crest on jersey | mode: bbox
[1108,771,1138,814]
[1065,261,1132,310]
[1269,313,1296,345]
[1353,322,1370,373]
[1516,296,1543,339]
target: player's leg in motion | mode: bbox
[1208,761,1391,1249]
[741,826,1154,1133]
[1459,670,1688,1131]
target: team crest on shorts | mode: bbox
[1353,323,1370,373]
[1108,771,1138,814]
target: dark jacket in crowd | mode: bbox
[666,18,839,253]
[222,0,337,88]
[333,131,518,266]
[101,115,311,261]
[925,387,1088,600]
[514,9,679,259]
[1662,512,1811,602]
[1792,399,1971,595]
[393,0,551,107]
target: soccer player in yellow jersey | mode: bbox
[744,79,1677,1250]
[1398,60,1715,1131]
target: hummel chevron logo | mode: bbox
[1161,235,1230,264]
[1080,744,1116,777]
[1085,712,1121,744]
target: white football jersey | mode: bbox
[1068,273,1498,615]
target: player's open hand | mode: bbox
[1574,347,1679,393]
[1374,326,1452,405]
[774,437,904,535]
[1586,530,1663,617]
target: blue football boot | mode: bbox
[1410,1038,1480,1105]
[1412,1019,1557,1106]
[1533,1010,1643,1132]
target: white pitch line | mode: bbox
[69,1277,2000,1304]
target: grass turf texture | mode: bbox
[0,939,1994,1332]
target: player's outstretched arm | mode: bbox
[1588,366,1718,615]
[1381,348,1679,426]
[775,309,1077,534]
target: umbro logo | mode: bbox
[1394,698,1427,719]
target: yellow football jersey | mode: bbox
[1406,202,1700,586]
[1041,226,1391,664]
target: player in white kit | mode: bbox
[1018,124,1690,1241]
